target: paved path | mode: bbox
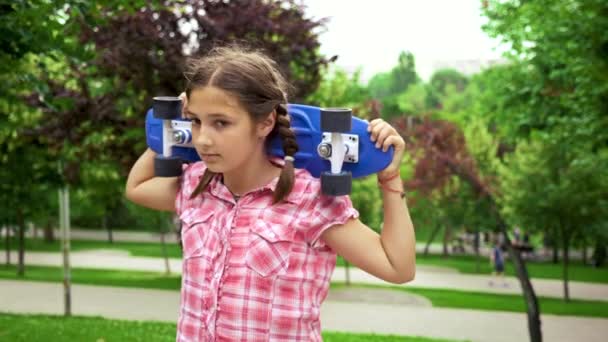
[3,250,607,301]
[1,279,607,342]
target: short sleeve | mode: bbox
[304,192,360,249]
[174,162,206,217]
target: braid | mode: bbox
[272,103,299,204]
[189,169,217,199]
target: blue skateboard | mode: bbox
[146,96,393,196]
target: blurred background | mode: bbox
[1,1,607,341]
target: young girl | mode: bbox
[126,46,415,341]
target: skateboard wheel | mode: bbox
[153,96,182,119]
[154,155,183,177]
[320,108,352,133]
[321,171,352,196]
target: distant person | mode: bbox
[489,239,508,287]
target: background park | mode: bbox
[1,0,607,341]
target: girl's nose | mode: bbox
[194,127,213,148]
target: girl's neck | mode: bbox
[222,155,282,197]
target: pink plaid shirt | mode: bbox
[174,157,359,341]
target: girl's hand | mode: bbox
[367,118,405,179]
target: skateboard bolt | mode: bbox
[317,143,332,158]
[173,131,185,143]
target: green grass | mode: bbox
[7,237,183,258]
[337,254,608,284]
[11,237,608,283]
[412,253,608,284]
[331,283,608,318]
[0,265,181,291]
[2,264,607,318]
[0,313,464,342]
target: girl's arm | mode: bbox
[125,148,181,212]
[321,119,416,284]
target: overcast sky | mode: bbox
[302,0,508,82]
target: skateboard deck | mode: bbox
[146,103,393,179]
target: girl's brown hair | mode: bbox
[184,45,299,205]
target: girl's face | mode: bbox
[184,86,273,173]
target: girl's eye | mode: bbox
[188,117,201,125]
[214,120,229,128]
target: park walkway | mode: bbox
[1,279,607,342]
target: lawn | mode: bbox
[409,253,608,284]
[2,264,607,318]
[0,312,465,342]
[8,237,608,283]
[331,283,608,318]
[6,237,183,258]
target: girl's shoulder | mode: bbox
[181,161,207,183]
[176,161,208,201]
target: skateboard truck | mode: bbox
[318,108,354,196]
[151,96,190,177]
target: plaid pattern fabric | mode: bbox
[175,158,359,341]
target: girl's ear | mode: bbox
[257,110,277,139]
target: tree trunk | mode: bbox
[43,219,55,243]
[581,240,588,266]
[442,222,451,257]
[59,186,72,317]
[17,208,25,276]
[561,228,570,302]
[551,226,559,264]
[424,223,441,256]
[103,214,113,244]
[4,221,10,266]
[490,201,542,342]
[474,230,480,273]
[344,260,351,286]
[160,219,171,276]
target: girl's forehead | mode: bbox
[188,86,245,117]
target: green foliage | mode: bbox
[1,0,329,230]
[367,51,420,118]
[306,66,371,115]
[482,0,608,146]
[498,136,608,241]
[397,83,429,115]
[350,176,383,233]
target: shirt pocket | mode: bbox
[180,208,221,261]
[245,219,296,278]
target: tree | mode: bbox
[400,116,542,342]
[426,68,469,111]
[482,0,608,303]
[1,0,329,315]
[368,51,420,118]
[306,66,371,116]
[499,134,608,301]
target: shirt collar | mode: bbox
[207,156,307,205]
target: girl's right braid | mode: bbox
[272,103,299,204]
